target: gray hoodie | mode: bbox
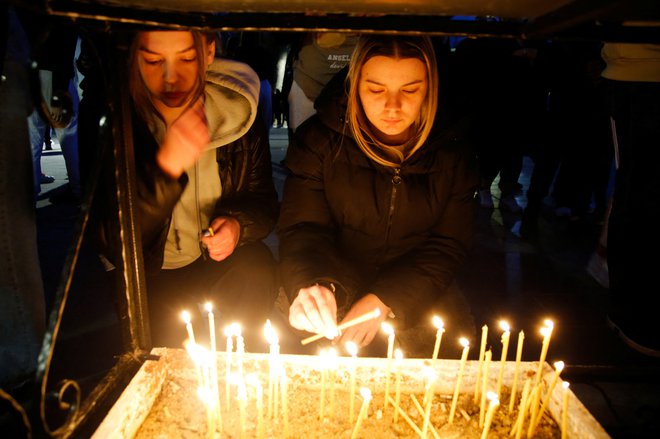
[153,58,261,269]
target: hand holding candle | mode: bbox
[301,308,382,345]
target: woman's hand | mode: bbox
[157,99,208,178]
[201,217,241,261]
[289,284,338,339]
[336,293,391,347]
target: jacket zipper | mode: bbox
[386,168,402,242]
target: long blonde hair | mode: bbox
[128,30,214,124]
[346,35,438,167]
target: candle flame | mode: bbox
[185,340,211,367]
[264,319,279,345]
[540,326,551,337]
[345,341,358,357]
[394,348,403,361]
[432,316,445,329]
[486,391,500,405]
[204,302,213,313]
[381,322,394,335]
[562,381,570,390]
[544,319,554,329]
[422,367,437,382]
[459,337,469,348]
[360,387,372,400]
[499,320,510,332]
[554,361,565,372]
[197,386,214,405]
[246,373,261,388]
[181,310,191,324]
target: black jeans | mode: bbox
[147,241,278,352]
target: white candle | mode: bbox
[280,364,289,438]
[509,330,525,412]
[431,316,445,361]
[205,303,222,433]
[238,378,247,439]
[346,342,359,424]
[328,347,338,419]
[422,371,437,438]
[382,322,395,409]
[449,337,470,424]
[246,374,263,439]
[181,310,197,343]
[496,320,511,397]
[531,360,565,434]
[319,348,327,420]
[561,381,570,439]
[481,391,500,439]
[351,388,372,439]
[479,349,492,428]
[224,324,234,408]
[394,349,403,423]
[474,324,488,402]
[235,323,245,378]
[534,320,554,387]
[264,320,279,420]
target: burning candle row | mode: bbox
[181,307,569,438]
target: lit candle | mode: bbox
[205,303,222,433]
[246,374,264,439]
[264,320,279,420]
[319,348,327,421]
[431,316,445,361]
[534,320,554,387]
[511,378,532,439]
[496,320,511,397]
[561,381,570,439]
[197,385,215,439]
[351,388,372,439]
[346,341,359,424]
[235,323,245,378]
[479,349,492,428]
[422,371,437,438]
[509,330,525,412]
[238,378,247,439]
[382,322,395,409]
[181,310,196,344]
[474,324,488,402]
[480,391,500,439]
[224,324,234,408]
[449,337,470,424]
[394,349,403,423]
[531,360,565,435]
[280,364,289,438]
[328,347,338,419]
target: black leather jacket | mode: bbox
[95,112,278,273]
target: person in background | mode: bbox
[602,25,660,357]
[278,35,478,356]
[94,30,279,350]
[285,31,358,133]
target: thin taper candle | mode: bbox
[479,349,492,428]
[431,316,445,361]
[561,381,570,439]
[496,320,510,397]
[509,330,525,412]
[449,337,470,424]
[474,324,488,402]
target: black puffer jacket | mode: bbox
[277,77,478,328]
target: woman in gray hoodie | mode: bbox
[99,30,279,349]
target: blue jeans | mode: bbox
[0,59,46,388]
